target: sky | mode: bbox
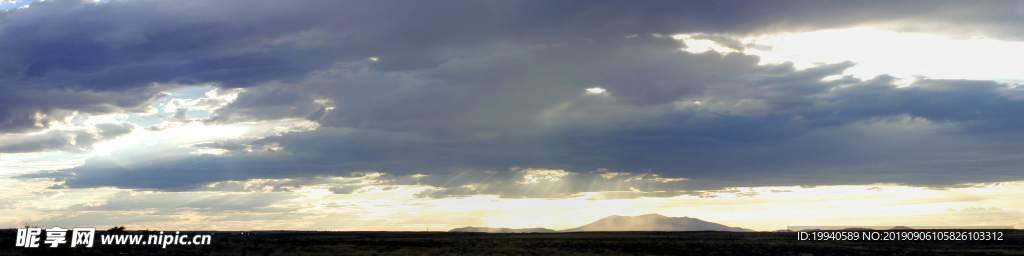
[1,0,1023,231]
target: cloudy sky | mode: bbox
[1,0,1024,231]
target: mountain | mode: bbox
[447,214,751,233]
[448,227,556,233]
[562,214,750,232]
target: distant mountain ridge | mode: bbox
[448,214,750,233]
[562,214,750,232]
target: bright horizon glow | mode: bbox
[4,176,1022,231]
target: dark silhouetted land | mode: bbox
[1,229,1022,255]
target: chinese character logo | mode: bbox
[15,227,95,248]
[15,228,41,248]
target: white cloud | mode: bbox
[584,87,608,95]
[518,169,571,185]
[678,27,1024,83]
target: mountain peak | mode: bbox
[448,214,751,233]
[635,213,669,218]
[563,214,749,232]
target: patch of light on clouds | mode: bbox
[156,85,242,122]
[675,27,1024,83]
[16,85,243,148]
[91,118,318,158]
[673,34,740,54]
[584,86,607,95]
[81,84,313,158]
[0,152,88,177]
[0,0,40,11]
[40,86,207,130]
[190,147,231,156]
[518,169,571,185]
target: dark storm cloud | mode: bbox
[2,0,1021,133]
[0,86,159,133]
[4,0,1021,88]
[9,0,1024,195]
[0,0,330,133]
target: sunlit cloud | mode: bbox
[677,27,1024,84]
[584,87,608,95]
